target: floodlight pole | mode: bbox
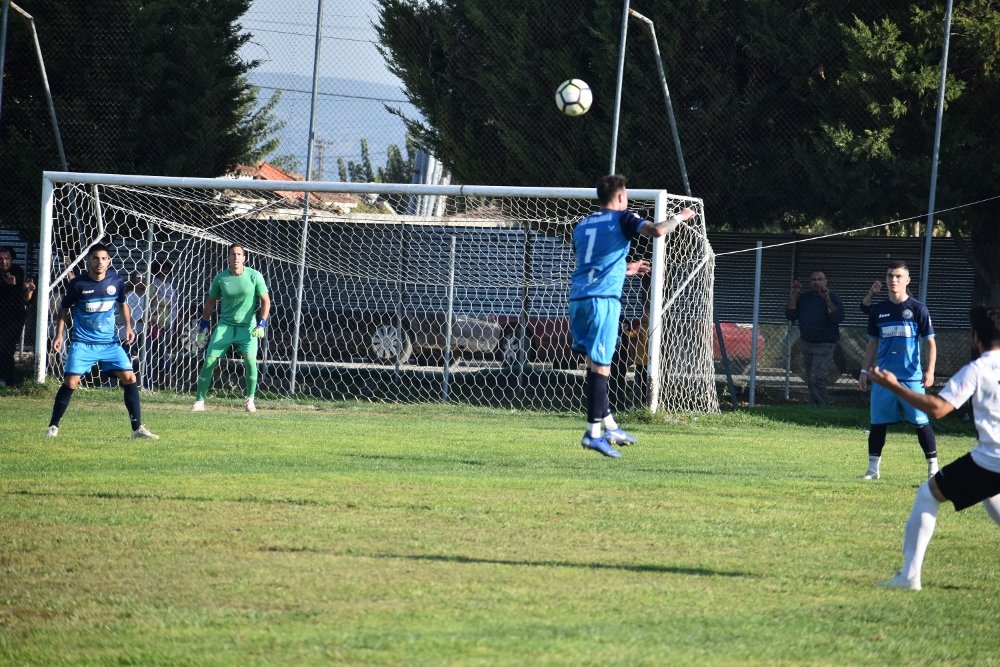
[919,0,954,302]
[4,3,68,170]
[629,9,691,197]
[609,0,630,174]
[0,0,10,126]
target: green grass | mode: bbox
[2,390,999,666]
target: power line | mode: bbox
[251,84,410,105]
[715,194,1000,257]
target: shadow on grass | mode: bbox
[372,552,755,578]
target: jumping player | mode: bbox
[870,306,1000,590]
[569,174,694,458]
[192,243,270,413]
[46,243,159,439]
[858,260,938,479]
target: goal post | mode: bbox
[37,171,718,414]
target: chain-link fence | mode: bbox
[1,0,982,403]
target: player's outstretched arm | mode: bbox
[868,365,954,419]
[642,207,695,238]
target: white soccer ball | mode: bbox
[555,79,593,117]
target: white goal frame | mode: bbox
[37,171,717,414]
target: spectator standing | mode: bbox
[118,271,147,370]
[0,246,36,386]
[786,271,845,405]
[860,280,882,314]
[147,260,179,387]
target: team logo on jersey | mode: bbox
[902,309,913,320]
[107,285,117,295]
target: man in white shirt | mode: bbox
[869,305,1000,591]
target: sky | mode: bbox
[239,0,401,87]
[237,0,415,173]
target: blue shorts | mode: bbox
[871,379,929,426]
[568,298,621,366]
[64,342,133,377]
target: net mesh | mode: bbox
[42,176,718,413]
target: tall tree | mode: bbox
[751,1,1000,302]
[376,0,1000,301]
[0,0,281,239]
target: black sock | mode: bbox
[49,384,74,427]
[915,424,937,459]
[123,382,142,431]
[587,372,609,424]
[867,424,888,457]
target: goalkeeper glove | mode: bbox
[196,319,210,347]
[251,318,267,339]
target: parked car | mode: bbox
[495,317,765,368]
[268,306,502,365]
[712,322,765,362]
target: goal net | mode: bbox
[37,172,718,414]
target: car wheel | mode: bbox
[369,324,412,364]
[499,329,532,366]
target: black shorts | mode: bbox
[934,453,1000,511]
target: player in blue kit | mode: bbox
[570,174,694,458]
[46,244,158,439]
[858,260,936,479]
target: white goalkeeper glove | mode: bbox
[196,319,210,347]
[251,318,267,339]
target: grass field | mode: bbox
[2,388,999,666]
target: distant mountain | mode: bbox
[247,71,421,179]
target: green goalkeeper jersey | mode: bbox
[208,267,268,326]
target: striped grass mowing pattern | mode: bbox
[1,391,998,665]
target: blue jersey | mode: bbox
[61,272,127,345]
[867,297,934,381]
[569,208,645,301]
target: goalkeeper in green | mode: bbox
[192,244,271,413]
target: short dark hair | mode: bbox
[0,245,15,259]
[887,260,908,272]
[970,306,1000,348]
[596,174,627,206]
[89,243,110,257]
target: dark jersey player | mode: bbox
[46,243,158,439]
[569,174,694,458]
[858,260,936,479]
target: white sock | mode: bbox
[602,414,619,431]
[927,457,939,475]
[867,455,881,474]
[901,482,939,583]
[588,422,602,438]
[982,494,1000,527]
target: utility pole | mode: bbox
[311,138,336,181]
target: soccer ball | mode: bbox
[555,79,593,117]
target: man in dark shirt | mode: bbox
[786,270,845,405]
[0,246,36,386]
